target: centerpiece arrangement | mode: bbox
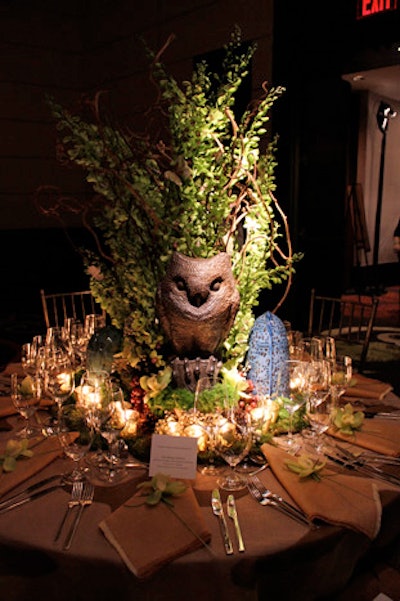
[36,29,303,460]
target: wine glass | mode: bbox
[58,403,94,483]
[325,336,337,363]
[95,384,129,483]
[214,407,253,491]
[305,359,332,453]
[306,394,332,455]
[330,355,352,407]
[45,353,75,427]
[20,337,43,377]
[193,376,221,476]
[10,373,41,438]
[297,336,324,361]
[45,326,71,357]
[276,359,308,453]
[63,318,85,367]
[76,370,113,468]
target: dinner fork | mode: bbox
[54,480,84,542]
[247,478,312,527]
[249,475,310,521]
[63,482,94,550]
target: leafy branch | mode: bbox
[35,28,301,372]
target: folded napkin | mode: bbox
[343,374,393,401]
[261,443,381,539]
[0,418,12,432]
[1,363,24,377]
[327,419,400,457]
[0,395,50,418]
[0,435,64,498]
[99,485,211,579]
[0,397,17,418]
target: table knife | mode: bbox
[227,494,245,552]
[211,489,233,555]
[0,473,63,511]
[0,483,64,514]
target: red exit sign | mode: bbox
[357,0,398,18]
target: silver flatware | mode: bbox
[356,452,400,466]
[249,475,311,523]
[0,473,63,511]
[227,494,245,552]
[248,463,268,477]
[0,483,66,514]
[328,445,400,487]
[247,478,312,528]
[211,489,233,555]
[54,480,84,543]
[63,482,94,550]
[369,412,400,420]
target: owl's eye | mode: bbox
[210,277,223,292]
[174,277,187,292]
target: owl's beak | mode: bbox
[189,291,209,307]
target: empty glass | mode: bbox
[11,373,41,438]
[58,403,94,483]
[214,407,253,491]
[45,352,75,428]
[330,355,352,407]
[276,359,308,452]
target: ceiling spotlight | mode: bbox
[376,101,397,133]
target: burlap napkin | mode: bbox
[2,363,24,377]
[327,419,400,457]
[0,395,51,418]
[343,373,393,401]
[0,435,64,498]
[99,485,212,579]
[261,443,381,539]
[0,396,17,418]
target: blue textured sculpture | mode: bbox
[246,311,289,398]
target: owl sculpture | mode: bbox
[156,251,240,358]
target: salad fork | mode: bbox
[247,478,312,527]
[63,482,95,550]
[54,480,83,542]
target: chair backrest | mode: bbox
[40,289,106,329]
[307,288,380,372]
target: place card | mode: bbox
[149,434,198,479]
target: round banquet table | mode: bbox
[0,397,400,601]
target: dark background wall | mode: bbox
[0,0,275,340]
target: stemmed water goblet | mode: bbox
[276,359,309,453]
[193,376,220,476]
[45,352,75,429]
[296,336,324,361]
[306,394,332,455]
[58,402,94,483]
[20,336,43,377]
[214,406,253,491]
[75,369,113,470]
[64,318,93,368]
[330,355,352,407]
[45,326,72,358]
[305,359,332,453]
[10,373,41,438]
[96,383,129,483]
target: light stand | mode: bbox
[371,101,397,292]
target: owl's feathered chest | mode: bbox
[156,252,240,357]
